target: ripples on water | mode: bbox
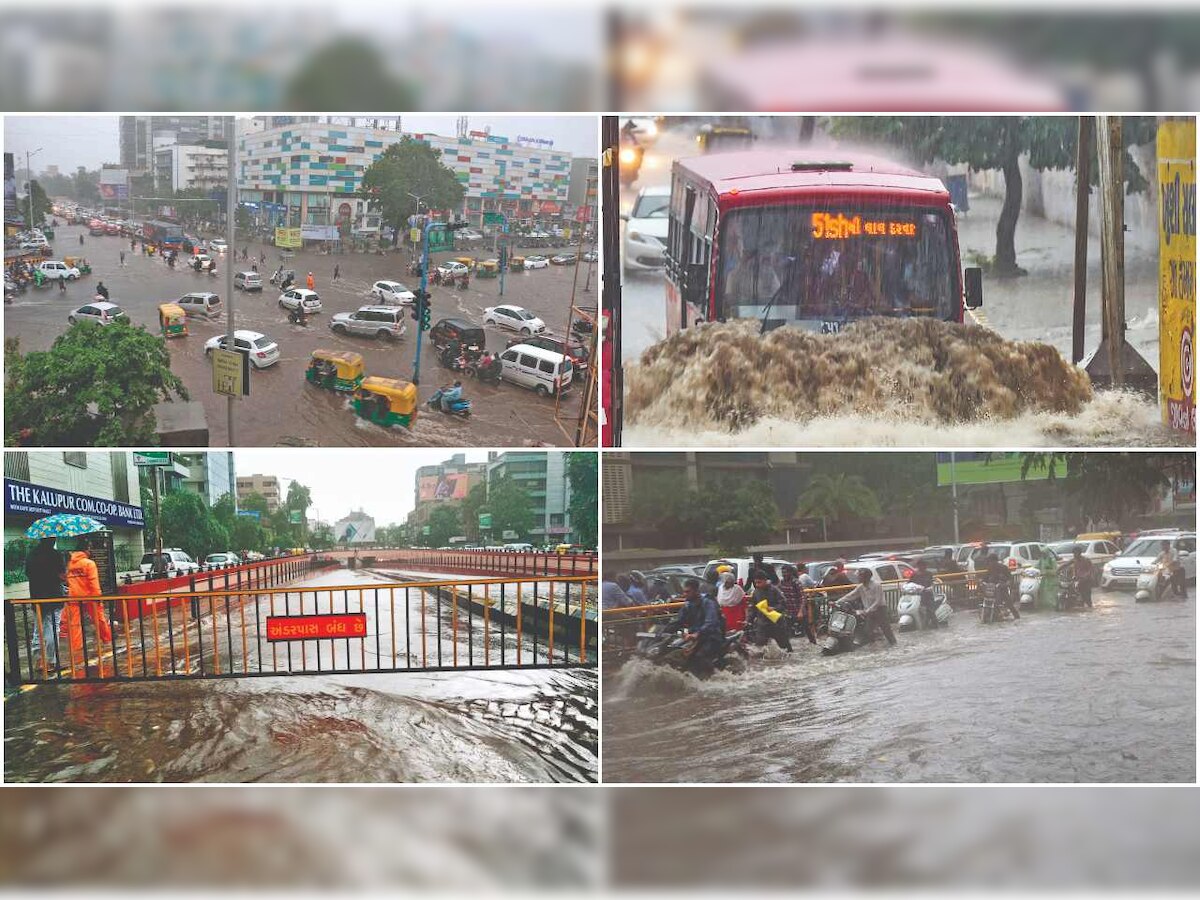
[603,592,1195,782]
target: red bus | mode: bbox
[664,149,982,337]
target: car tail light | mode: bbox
[901,566,914,579]
[256,352,267,358]
[1007,558,1018,569]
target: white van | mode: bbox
[499,343,573,397]
[177,292,223,319]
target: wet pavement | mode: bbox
[6,224,596,447]
[602,587,1195,783]
[4,569,598,783]
[616,126,1189,448]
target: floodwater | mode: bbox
[602,588,1195,783]
[4,569,598,783]
[5,223,592,446]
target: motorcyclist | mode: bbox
[1154,541,1186,599]
[841,568,896,646]
[940,549,965,603]
[1067,547,1095,607]
[748,569,793,652]
[94,281,109,300]
[665,578,725,675]
[779,565,815,644]
[794,563,818,644]
[440,380,464,412]
[981,553,1020,619]
[909,557,939,629]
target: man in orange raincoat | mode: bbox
[306,271,315,291]
[60,536,113,676]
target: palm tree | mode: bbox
[796,473,882,541]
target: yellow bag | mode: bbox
[755,599,782,623]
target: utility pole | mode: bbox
[225,116,237,445]
[950,452,960,544]
[1097,114,1125,385]
[25,148,42,231]
[1071,117,1093,364]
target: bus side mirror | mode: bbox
[964,267,983,309]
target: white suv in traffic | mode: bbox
[1101,533,1196,590]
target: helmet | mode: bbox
[715,564,733,574]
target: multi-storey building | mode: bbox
[119,115,229,173]
[486,452,574,544]
[408,453,489,530]
[154,144,229,193]
[235,474,281,513]
[175,452,236,509]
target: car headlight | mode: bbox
[1102,562,1112,573]
[1142,565,1158,574]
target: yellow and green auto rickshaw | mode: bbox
[453,256,477,271]
[353,376,418,428]
[63,256,92,276]
[508,255,526,271]
[158,302,188,338]
[305,348,364,392]
[477,259,499,279]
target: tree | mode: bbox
[796,473,882,541]
[157,490,229,561]
[630,471,707,546]
[482,474,537,542]
[425,505,462,548]
[310,523,335,550]
[4,326,188,447]
[565,452,598,548]
[1019,452,1178,530]
[285,481,313,545]
[459,482,489,543]
[284,39,418,113]
[26,179,51,226]
[705,477,781,556]
[361,137,466,247]
[826,116,1154,277]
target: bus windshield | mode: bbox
[716,204,958,327]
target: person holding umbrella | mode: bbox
[26,537,66,672]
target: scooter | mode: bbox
[1017,567,1043,608]
[635,624,748,679]
[896,582,953,631]
[287,309,310,327]
[820,596,870,655]
[1134,564,1179,602]
[426,388,472,418]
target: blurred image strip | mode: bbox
[0,787,602,889]
[611,787,1200,889]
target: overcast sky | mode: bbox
[232,449,494,526]
[5,115,597,174]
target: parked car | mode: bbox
[68,301,128,326]
[845,558,917,585]
[204,551,241,567]
[204,330,280,368]
[370,280,416,305]
[701,556,794,588]
[329,305,407,341]
[484,304,546,335]
[960,541,1052,573]
[176,291,222,319]
[234,271,263,292]
[278,288,322,313]
[1048,539,1120,569]
[139,549,199,575]
[1101,532,1196,590]
[523,255,550,269]
[622,184,670,272]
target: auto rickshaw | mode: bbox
[158,302,188,338]
[477,259,499,279]
[64,256,91,276]
[508,255,526,271]
[453,256,477,271]
[352,376,418,429]
[305,348,364,392]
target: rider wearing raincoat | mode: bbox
[1036,547,1060,611]
[61,537,113,676]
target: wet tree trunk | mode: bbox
[994,147,1024,278]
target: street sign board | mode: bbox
[132,452,173,468]
[288,509,303,524]
[502,530,519,540]
[275,227,301,249]
[410,227,421,244]
[422,525,431,535]
[1158,120,1196,436]
[483,212,505,225]
[478,512,493,528]
[266,613,367,642]
[427,227,454,253]
[212,347,249,397]
[237,509,261,520]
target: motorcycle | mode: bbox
[287,309,310,326]
[426,388,472,418]
[819,596,870,656]
[979,581,1016,624]
[896,582,953,631]
[456,273,470,290]
[635,624,748,679]
[1017,567,1043,608]
[618,137,645,187]
[466,354,502,384]
[1057,576,1091,610]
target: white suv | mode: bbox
[1101,533,1196,590]
[139,549,200,575]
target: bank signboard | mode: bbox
[4,478,145,529]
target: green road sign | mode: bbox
[483,212,505,225]
[132,452,172,467]
[479,513,493,528]
[427,227,454,253]
[289,509,303,524]
[422,525,431,535]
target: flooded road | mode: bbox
[6,224,592,446]
[602,588,1195,782]
[4,569,598,783]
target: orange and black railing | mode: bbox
[6,576,597,685]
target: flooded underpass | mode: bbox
[602,588,1195,783]
[4,568,598,783]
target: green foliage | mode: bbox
[482,474,536,542]
[459,482,489,543]
[361,137,466,245]
[706,477,781,556]
[4,537,38,585]
[797,473,882,539]
[285,39,418,113]
[565,452,598,548]
[1019,452,1177,529]
[4,324,187,447]
[157,490,229,560]
[630,471,707,543]
[285,481,313,544]
[310,523,335,550]
[27,180,51,226]
[424,505,462,548]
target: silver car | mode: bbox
[329,306,408,342]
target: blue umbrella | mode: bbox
[24,514,106,539]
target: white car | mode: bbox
[204,552,241,567]
[1048,539,1121,569]
[622,185,669,272]
[436,261,469,278]
[204,330,280,368]
[38,260,81,281]
[484,304,546,335]
[523,255,550,270]
[20,235,49,250]
[68,301,129,326]
[370,280,416,305]
[701,557,794,587]
[278,288,322,313]
[1101,533,1196,590]
[209,239,228,253]
[139,548,199,576]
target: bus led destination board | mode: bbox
[265,614,368,642]
[811,212,917,239]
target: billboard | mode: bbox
[336,517,376,544]
[1158,120,1196,436]
[5,478,145,529]
[274,227,301,249]
[935,453,1050,487]
[418,473,471,502]
[98,168,129,202]
[300,224,339,241]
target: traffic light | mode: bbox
[421,302,432,331]
[412,290,429,322]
